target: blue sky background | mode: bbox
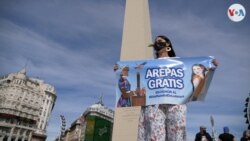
[0,0,249,140]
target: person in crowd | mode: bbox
[194,126,213,141]
[241,129,250,141]
[218,126,236,141]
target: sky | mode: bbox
[0,0,249,141]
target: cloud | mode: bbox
[0,18,117,89]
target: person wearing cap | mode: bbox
[241,130,250,141]
[218,126,236,141]
[194,126,213,141]
[137,35,187,141]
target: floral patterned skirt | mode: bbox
[137,104,187,141]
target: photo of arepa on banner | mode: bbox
[115,56,217,107]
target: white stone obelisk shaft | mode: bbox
[112,1,153,141]
[120,0,153,61]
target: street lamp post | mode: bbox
[210,115,218,141]
[59,115,66,141]
[244,93,250,129]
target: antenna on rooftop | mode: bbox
[20,59,29,75]
[96,93,104,106]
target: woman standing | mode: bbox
[117,66,133,107]
[137,35,187,141]
[114,35,218,141]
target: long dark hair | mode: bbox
[153,35,176,58]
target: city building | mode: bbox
[0,68,57,141]
[58,98,114,141]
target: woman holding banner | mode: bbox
[137,35,187,141]
[137,35,218,141]
[114,35,218,141]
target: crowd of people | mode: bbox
[194,126,250,141]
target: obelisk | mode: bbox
[120,0,153,60]
[112,0,153,141]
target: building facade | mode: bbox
[58,99,114,141]
[0,68,57,141]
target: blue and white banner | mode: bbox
[115,56,217,107]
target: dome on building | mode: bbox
[82,95,114,120]
[88,95,106,111]
[90,103,103,108]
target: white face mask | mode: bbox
[122,75,127,79]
